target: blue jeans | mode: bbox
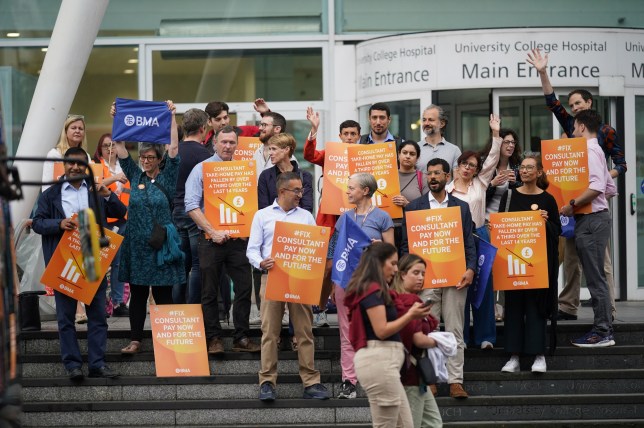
[172,206,202,304]
[54,279,108,371]
[464,225,497,346]
[108,221,127,305]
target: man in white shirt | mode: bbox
[246,171,330,402]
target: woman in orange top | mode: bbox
[93,134,130,317]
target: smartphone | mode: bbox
[421,298,434,308]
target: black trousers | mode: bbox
[198,235,252,341]
[129,284,173,342]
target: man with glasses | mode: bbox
[400,158,477,399]
[33,147,126,380]
[185,126,260,354]
[253,111,298,179]
[416,105,462,175]
[247,171,331,402]
[527,49,625,322]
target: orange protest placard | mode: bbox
[203,160,257,238]
[489,211,548,291]
[320,142,352,215]
[150,304,209,377]
[52,162,103,185]
[348,143,402,219]
[40,215,123,305]
[233,137,263,161]
[541,137,591,214]
[405,207,465,288]
[265,221,330,305]
[53,162,65,181]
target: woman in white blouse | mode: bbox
[446,114,502,350]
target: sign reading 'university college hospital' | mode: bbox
[356,28,644,101]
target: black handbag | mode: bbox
[148,222,167,250]
[416,350,438,385]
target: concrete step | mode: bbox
[19,345,644,377]
[21,394,644,426]
[21,369,644,402]
[18,322,644,355]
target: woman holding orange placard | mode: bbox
[498,154,560,373]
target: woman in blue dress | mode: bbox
[111,101,184,354]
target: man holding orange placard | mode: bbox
[33,147,126,381]
[247,171,330,402]
[400,158,477,399]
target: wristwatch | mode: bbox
[569,199,576,207]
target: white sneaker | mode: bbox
[249,315,262,325]
[481,341,494,350]
[531,355,547,373]
[501,356,520,373]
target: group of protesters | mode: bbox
[31,49,625,428]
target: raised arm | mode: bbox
[166,100,178,159]
[526,49,554,95]
[478,115,502,186]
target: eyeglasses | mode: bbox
[259,123,274,128]
[140,156,158,162]
[64,160,85,167]
[519,165,537,171]
[283,188,304,195]
[502,140,517,146]
[459,161,478,169]
[101,143,114,149]
[425,171,446,177]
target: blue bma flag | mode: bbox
[112,98,172,144]
[332,215,372,289]
[471,235,497,309]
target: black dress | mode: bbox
[498,189,561,355]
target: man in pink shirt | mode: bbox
[560,110,616,347]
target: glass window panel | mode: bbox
[0,0,325,39]
[152,48,323,103]
[636,96,644,287]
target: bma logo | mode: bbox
[335,259,347,272]
[478,255,485,267]
[560,216,570,227]
[124,114,160,127]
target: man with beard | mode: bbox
[202,99,271,154]
[359,102,404,146]
[416,105,461,175]
[252,111,298,179]
[33,147,126,380]
[400,158,477,399]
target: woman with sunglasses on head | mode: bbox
[446,115,502,351]
[391,254,442,428]
[481,129,523,322]
[498,154,560,373]
[393,141,429,253]
[109,101,184,355]
[93,134,131,318]
[344,242,431,427]
[334,172,395,400]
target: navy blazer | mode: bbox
[257,161,314,213]
[400,192,477,272]
[32,179,128,265]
